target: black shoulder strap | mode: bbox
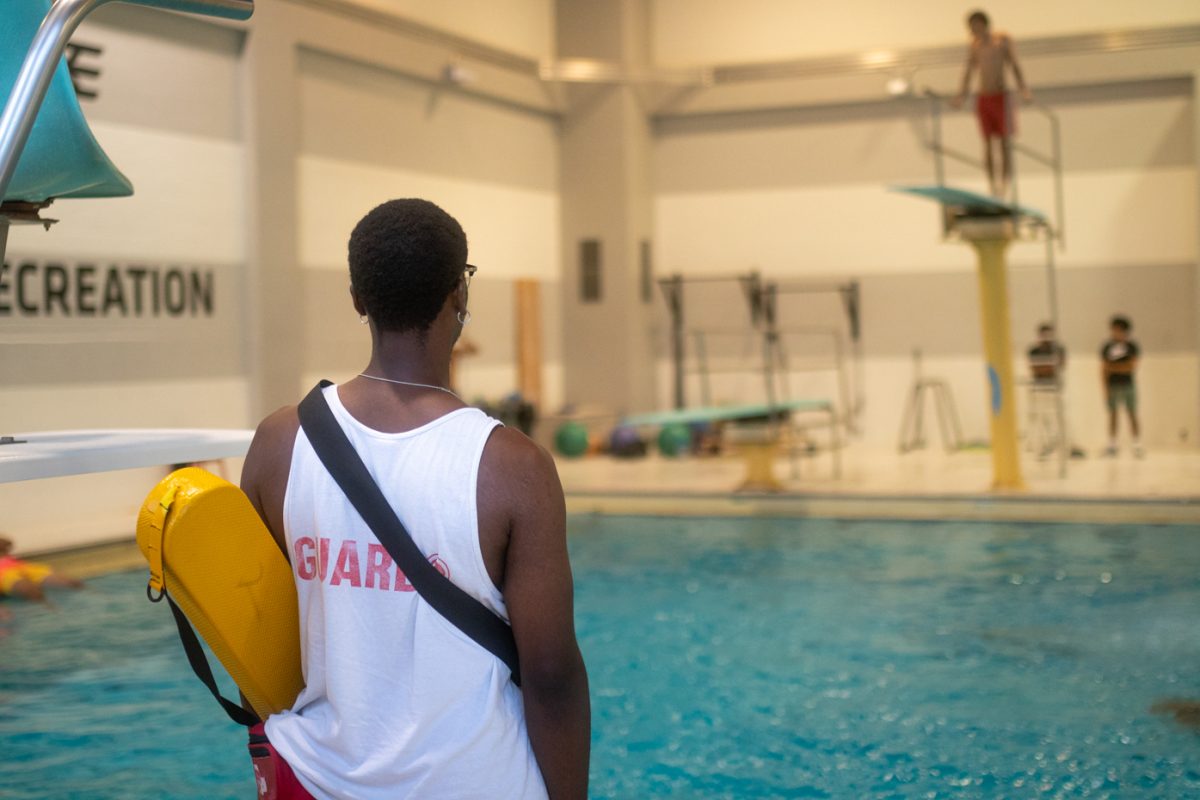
[164,595,260,727]
[297,381,521,686]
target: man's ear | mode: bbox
[454,280,469,314]
[350,285,366,316]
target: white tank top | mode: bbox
[264,384,548,800]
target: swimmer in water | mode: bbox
[0,536,85,603]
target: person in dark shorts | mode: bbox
[1101,315,1142,458]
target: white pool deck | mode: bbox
[28,442,1200,578]
[557,445,1200,524]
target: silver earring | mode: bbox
[359,314,369,325]
[457,310,471,326]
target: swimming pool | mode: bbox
[3,516,1199,798]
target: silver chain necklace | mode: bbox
[358,372,462,401]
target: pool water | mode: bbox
[3,516,1200,799]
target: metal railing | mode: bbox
[0,0,254,204]
[922,88,1064,247]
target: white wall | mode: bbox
[298,157,560,281]
[652,0,1200,66]
[656,169,1196,276]
[295,47,563,409]
[340,0,556,61]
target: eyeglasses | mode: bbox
[463,264,477,288]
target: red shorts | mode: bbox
[976,92,1015,138]
[248,723,316,800]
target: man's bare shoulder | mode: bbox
[250,405,301,457]
[242,405,301,490]
[481,425,560,488]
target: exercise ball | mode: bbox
[609,425,646,458]
[554,421,590,457]
[657,423,692,457]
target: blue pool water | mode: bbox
[2,516,1199,799]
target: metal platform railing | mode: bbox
[922,88,1064,247]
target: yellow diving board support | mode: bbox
[891,184,1031,490]
[623,399,841,491]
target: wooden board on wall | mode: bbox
[515,278,542,406]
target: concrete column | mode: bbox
[240,6,305,419]
[556,0,657,415]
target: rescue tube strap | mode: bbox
[298,381,522,686]
[166,595,260,727]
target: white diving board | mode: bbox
[890,184,1047,223]
[0,429,253,483]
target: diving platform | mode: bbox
[890,96,1072,489]
[622,400,834,428]
[890,184,1048,224]
[623,400,840,492]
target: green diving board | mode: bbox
[623,400,841,489]
[1,0,133,204]
[891,184,1047,223]
[623,400,834,428]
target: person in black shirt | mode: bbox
[1028,322,1065,385]
[1100,315,1141,457]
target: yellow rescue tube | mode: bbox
[136,467,303,720]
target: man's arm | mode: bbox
[951,45,977,108]
[235,406,300,715]
[489,430,590,800]
[239,405,301,555]
[1108,358,1137,375]
[1004,35,1032,102]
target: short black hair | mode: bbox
[1110,315,1131,332]
[348,199,468,334]
[967,10,989,26]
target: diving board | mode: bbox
[892,182,1028,489]
[0,428,253,483]
[623,399,833,428]
[890,184,1047,223]
[623,400,840,491]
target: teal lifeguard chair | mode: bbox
[0,0,254,261]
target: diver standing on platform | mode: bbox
[950,10,1032,199]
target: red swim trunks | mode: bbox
[976,92,1015,138]
[248,723,316,800]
